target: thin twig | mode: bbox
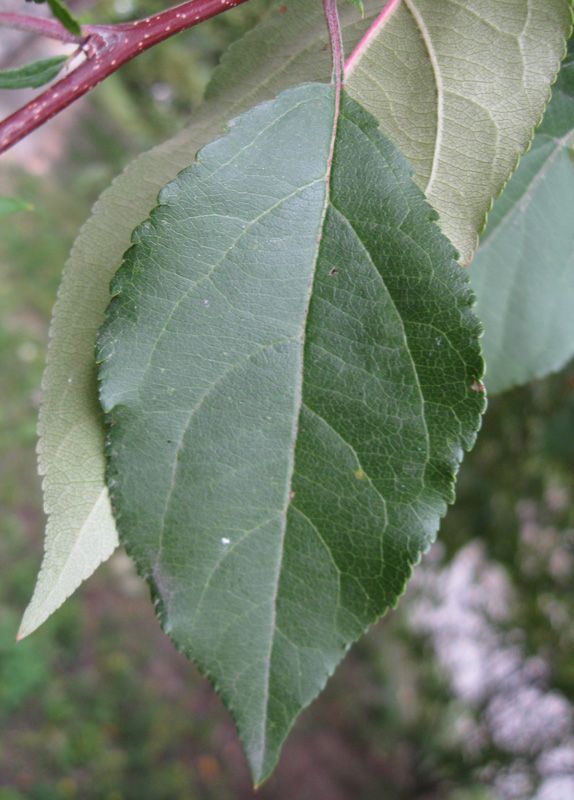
[0,12,83,44]
[0,0,251,154]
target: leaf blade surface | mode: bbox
[0,56,68,89]
[468,35,574,393]
[46,0,81,36]
[23,0,384,635]
[98,85,485,781]
[345,0,573,263]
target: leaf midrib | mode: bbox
[255,103,438,770]
[141,88,340,778]
[208,4,381,126]
[136,106,325,403]
[402,0,443,195]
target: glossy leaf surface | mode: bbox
[98,85,485,782]
[469,36,574,393]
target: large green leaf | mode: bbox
[468,36,574,394]
[345,0,573,264]
[97,84,485,782]
[29,0,569,634]
[20,0,382,638]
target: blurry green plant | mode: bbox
[0,197,33,216]
[1,0,573,785]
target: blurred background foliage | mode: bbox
[1,1,573,797]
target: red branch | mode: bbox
[0,0,251,155]
[0,12,83,43]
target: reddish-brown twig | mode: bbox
[0,11,83,43]
[0,0,251,154]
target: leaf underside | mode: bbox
[345,0,573,264]
[469,34,574,394]
[21,0,387,638]
[97,84,485,782]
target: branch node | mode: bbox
[0,0,252,155]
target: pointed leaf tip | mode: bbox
[347,0,364,15]
[99,83,484,779]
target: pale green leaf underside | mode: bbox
[21,0,388,637]
[469,35,574,394]
[18,359,118,640]
[97,84,485,782]
[345,0,573,264]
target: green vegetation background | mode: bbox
[1,2,573,797]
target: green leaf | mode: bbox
[46,0,81,36]
[23,0,387,637]
[347,0,364,15]
[468,36,574,394]
[0,56,68,90]
[0,197,33,217]
[345,0,573,264]
[97,84,485,783]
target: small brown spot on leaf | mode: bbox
[471,380,485,392]
[329,266,338,276]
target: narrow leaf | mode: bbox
[23,0,385,635]
[0,56,68,90]
[47,0,81,36]
[0,197,33,216]
[345,0,573,264]
[347,0,364,15]
[97,84,485,782]
[469,36,574,394]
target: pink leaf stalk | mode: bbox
[345,0,400,73]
